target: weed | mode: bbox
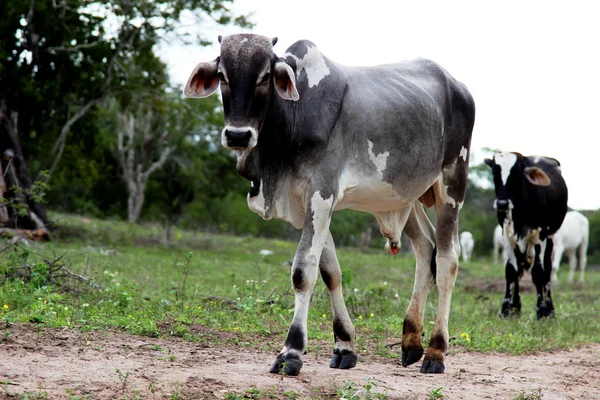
[115,368,130,392]
[223,393,245,400]
[18,391,49,400]
[283,390,299,400]
[337,378,388,400]
[428,387,444,400]
[514,388,543,400]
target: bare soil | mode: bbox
[1,324,599,400]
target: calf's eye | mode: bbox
[259,73,270,85]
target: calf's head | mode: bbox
[484,151,551,216]
[184,34,299,151]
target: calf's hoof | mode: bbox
[401,346,424,367]
[269,352,303,376]
[330,349,358,369]
[420,358,445,374]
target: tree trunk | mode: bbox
[163,218,173,245]
[127,186,145,223]
[0,101,50,229]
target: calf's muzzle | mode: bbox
[224,128,253,149]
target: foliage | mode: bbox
[428,387,444,400]
[0,170,49,217]
[513,388,543,400]
[337,379,389,400]
[0,0,251,220]
[585,209,600,265]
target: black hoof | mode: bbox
[420,359,445,373]
[329,349,358,369]
[401,347,424,367]
[536,307,555,320]
[330,349,358,369]
[330,353,341,368]
[269,352,303,376]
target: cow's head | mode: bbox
[484,151,551,213]
[184,34,299,151]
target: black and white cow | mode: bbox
[485,152,568,319]
[185,34,475,375]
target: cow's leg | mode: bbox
[269,190,334,376]
[319,231,357,369]
[401,203,435,368]
[551,242,564,284]
[532,241,554,319]
[578,239,588,285]
[543,239,555,316]
[493,241,499,265]
[567,249,576,284]
[501,249,520,317]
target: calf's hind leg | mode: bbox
[401,203,435,368]
[319,231,357,369]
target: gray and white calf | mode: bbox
[185,34,475,375]
[485,152,568,319]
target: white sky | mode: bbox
[160,0,599,210]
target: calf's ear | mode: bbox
[524,167,551,186]
[184,59,220,98]
[273,61,299,101]
[484,158,493,167]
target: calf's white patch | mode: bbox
[284,45,330,88]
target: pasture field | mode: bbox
[1,214,600,399]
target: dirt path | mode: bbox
[1,324,599,400]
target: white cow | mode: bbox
[460,231,474,262]
[551,210,589,284]
[492,225,506,265]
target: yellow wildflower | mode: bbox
[233,327,239,332]
[3,304,8,310]
[322,314,327,319]
[370,313,374,317]
[358,315,363,320]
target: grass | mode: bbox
[1,212,599,359]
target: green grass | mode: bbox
[1,212,599,357]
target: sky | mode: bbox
[160,0,599,210]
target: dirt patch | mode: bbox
[1,324,599,399]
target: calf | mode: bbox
[185,33,475,375]
[551,210,589,284]
[485,152,567,319]
[459,231,474,262]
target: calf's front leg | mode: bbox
[269,191,334,376]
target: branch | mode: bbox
[142,146,173,182]
[39,25,143,182]
[46,40,104,53]
[45,98,99,182]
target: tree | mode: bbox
[117,109,173,222]
[0,0,251,221]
